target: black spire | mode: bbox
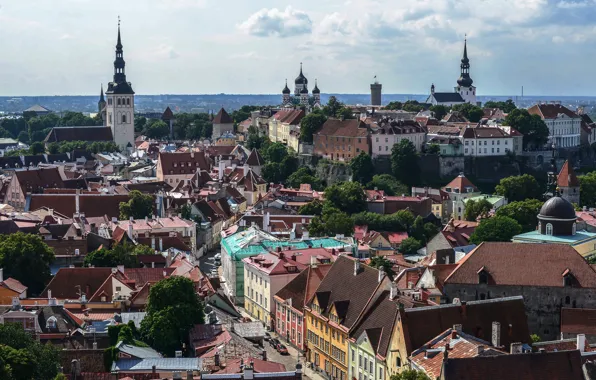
[312,79,320,94]
[99,84,105,102]
[457,37,473,88]
[295,62,308,85]
[106,17,134,95]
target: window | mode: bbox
[492,140,495,145]
[573,223,577,235]
[126,98,131,106]
[546,223,553,236]
[46,316,57,329]
[117,98,121,106]
[116,286,121,291]
[479,270,488,284]
[465,141,469,146]
[465,148,468,154]
[108,98,113,105]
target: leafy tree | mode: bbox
[0,232,54,295]
[322,96,344,118]
[504,109,549,148]
[144,120,170,139]
[580,172,596,207]
[230,105,260,125]
[366,174,408,196]
[399,237,423,255]
[451,103,484,122]
[47,142,60,154]
[464,198,493,221]
[350,152,375,184]
[5,149,29,157]
[298,200,324,216]
[263,142,288,162]
[324,181,366,215]
[29,141,45,155]
[17,131,29,144]
[391,139,420,187]
[426,143,440,155]
[385,101,403,110]
[84,242,143,268]
[246,126,269,150]
[262,162,284,184]
[390,369,430,380]
[423,222,440,242]
[287,167,323,190]
[429,105,449,120]
[134,116,147,132]
[469,216,522,244]
[300,113,327,143]
[495,174,542,202]
[496,199,543,232]
[336,107,355,120]
[140,276,205,356]
[484,99,517,113]
[402,100,424,113]
[60,111,97,126]
[0,323,61,380]
[369,256,396,278]
[530,334,541,344]
[325,212,355,236]
[119,190,154,220]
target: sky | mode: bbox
[0,0,595,96]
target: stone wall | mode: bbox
[444,283,596,341]
[439,156,465,178]
[315,160,352,186]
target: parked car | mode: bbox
[269,338,280,348]
[276,343,289,355]
[264,332,271,341]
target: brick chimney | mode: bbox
[491,322,501,348]
[510,342,523,354]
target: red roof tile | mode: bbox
[316,118,368,138]
[443,174,478,193]
[1,277,27,293]
[213,108,233,124]
[528,103,580,120]
[558,160,580,187]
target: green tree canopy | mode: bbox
[119,190,154,220]
[429,105,449,120]
[496,199,543,232]
[469,216,522,244]
[299,113,327,143]
[484,99,517,113]
[0,232,54,295]
[580,172,596,207]
[385,101,403,110]
[298,199,324,216]
[451,103,484,122]
[504,109,549,148]
[350,152,375,185]
[402,100,424,113]
[324,181,367,215]
[390,369,431,380]
[399,237,423,255]
[140,276,205,356]
[144,120,170,139]
[286,167,323,190]
[391,139,420,187]
[0,323,61,380]
[322,96,344,118]
[464,198,493,221]
[29,141,45,155]
[369,256,396,279]
[366,174,409,196]
[83,242,154,268]
[495,174,542,202]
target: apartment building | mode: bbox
[314,119,369,162]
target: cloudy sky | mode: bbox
[0,0,594,96]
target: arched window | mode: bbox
[46,316,57,329]
[546,223,553,236]
[126,98,131,106]
[573,223,577,235]
[122,114,127,123]
[117,98,121,106]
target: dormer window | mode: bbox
[46,316,57,329]
[478,267,488,285]
[563,269,575,287]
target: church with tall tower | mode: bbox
[427,38,477,107]
[104,19,135,150]
[281,63,321,107]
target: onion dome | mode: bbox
[282,80,291,94]
[300,86,309,95]
[312,79,320,94]
[295,63,308,85]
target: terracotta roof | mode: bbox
[445,242,596,288]
[443,174,478,193]
[441,219,478,248]
[561,307,596,335]
[316,118,368,138]
[275,265,332,311]
[0,277,27,293]
[558,160,580,187]
[213,108,233,124]
[271,109,305,125]
[41,268,113,299]
[400,296,530,355]
[14,167,64,194]
[440,350,583,380]
[307,255,386,330]
[158,152,210,175]
[215,357,286,374]
[527,103,580,120]
[246,149,265,166]
[29,194,131,219]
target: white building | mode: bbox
[527,103,581,148]
[442,174,481,220]
[461,126,513,156]
[370,119,426,157]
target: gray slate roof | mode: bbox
[430,92,465,103]
[112,358,202,372]
[115,341,161,359]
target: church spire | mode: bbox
[99,84,105,102]
[462,36,469,63]
[457,36,473,87]
[113,16,127,84]
[117,17,122,49]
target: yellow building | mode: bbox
[268,109,304,148]
[305,256,390,380]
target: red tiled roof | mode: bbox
[29,194,130,219]
[213,108,233,124]
[561,307,596,335]
[271,109,305,125]
[1,277,27,293]
[246,149,265,166]
[445,242,596,288]
[275,265,333,311]
[215,357,286,374]
[316,118,368,137]
[528,103,580,120]
[443,174,478,192]
[558,160,580,187]
[158,152,210,175]
[41,268,113,299]
[14,167,64,194]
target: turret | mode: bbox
[312,79,321,105]
[282,79,291,105]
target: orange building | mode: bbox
[313,119,370,162]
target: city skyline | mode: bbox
[0,0,595,97]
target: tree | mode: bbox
[263,142,288,163]
[325,212,355,236]
[47,142,60,154]
[144,120,170,139]
[17,131,29,144]
[426,143,440,155]
[451,103,484,122]
[504,109,549,149]
[0,323,61,380]
[298,200,324,216]
[323,96,344,118]
[0,232,54,295]
[464,198,493,221]
[287,167,323,190]
[120,190,154,220]
[385,101,403,110]
[140,276,205,356]
[350,152,375,184]
[402,100,424,113]
[484,99,517,113]
[391,139,420,187]
[300,113,327,143]
[390,369,431,380]
[84,242,145,268]
[134,116,147,132]
[399,237,422,255]
[580,172,596,207]
[366,174,408,196]
[324,181,366,215]
[369,256,396,279]
[429,105,449,120]
[336,107,355,120]
[469,216,522,244]
[495,174,542,202]
[29,141,45,155]
[262,162,284,184]
[496,199,543,232]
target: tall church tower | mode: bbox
[455,38,476,105]
[294,63,308,96]
[105,19,135,151]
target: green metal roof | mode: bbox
[512,230,596,245]
[464,195,505,206]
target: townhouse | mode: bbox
[527,102,581,148]
[441,174,481,220]
[314,119,370,162]
[156,151,211,185]
[268,109,305,152]
[461,126,513,156]
[370,119,426,157]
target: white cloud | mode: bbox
[238,6,312,38]
[557,0,593,8]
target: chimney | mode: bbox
[262,349,267,361]
[491,321,501,348]
[460,301,467,318]
[390,283,398,300]
[453,324,462,333]
[310,255,318,268]
[243,163,249,177]
[451,330,458,339]
[48,289,52,299]
[378,266,385,283]
[0,268,3,282]
[214,351,220,366]
[354,259,361,276]
[159,238,163,252]
[477,345,484,355]
[244,361,254,380]
[296,363,303,374]
[219,160,225,181]
[128,223,133,240]
[152,365,157,374]
[510,342,523,354]
[175,350,183,358]
[75,189,80,216]
[577,334,586,353]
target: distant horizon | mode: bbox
[2,94,596,99]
